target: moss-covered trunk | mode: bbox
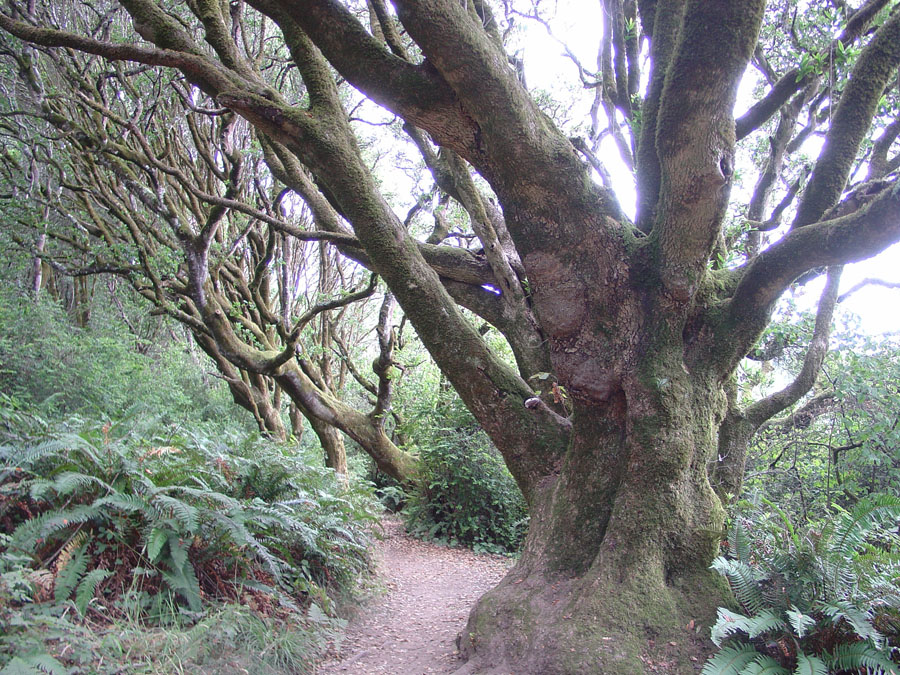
[460,362,727,674]
[308,415,347,475]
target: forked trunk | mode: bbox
[460,363,728,673]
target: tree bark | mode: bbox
[459,332,726,673]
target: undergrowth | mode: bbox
[0,398,379,673]
[703,495,900,674]
[398,388,528,555]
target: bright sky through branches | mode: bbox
[514,1,900,336]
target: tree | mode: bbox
[1,1,899,672]
[0,37,416,480]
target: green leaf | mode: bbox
[0,652,68,674]
[146,527,168,562]
[74,568,111,615]
[820,600,882,644]
[828,643,898,674]
[785,605,815,639]
[150,493,199,534]
[792,653,827,675]
[701,644,759,675]
[729,519,752,565]
[742,655,789,675]
[711,608,752,647]
[54,543,89,604]
[710,557,764,616]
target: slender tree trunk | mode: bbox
[288,402,304,443]
[30,233,45,298]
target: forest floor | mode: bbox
[316,517,513,675]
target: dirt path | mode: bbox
[316,517,513,675]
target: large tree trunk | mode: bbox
[460,344,726,673]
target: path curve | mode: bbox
[316,517,512,675]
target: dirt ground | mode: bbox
[316,517,513,675]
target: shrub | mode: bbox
[401,390,528,554]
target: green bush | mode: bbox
[0,286,236,425]
[401,389,528,554]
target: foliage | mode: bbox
[400,383,527,554]
[744,327,900,522]
[0,285,236,425]
[0,406,379,672]
[0,600,344,674]
[703,497,900,674]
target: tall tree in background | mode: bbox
[1,0,899,671]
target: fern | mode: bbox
[701,644,760,674]
[820,600,883,645]
[708,497,900,675]
[10,504,100,552]
[210,511,285,581]
[792,652,827,675]
[741,655,790,674]
[0,652,68,674]
[161,484,240,511]
[711,608,786,647]
[74,568,111,615]
[53,542,88,604]
[827,496,900,562]
[149,493,199,534]
[44,471,110,498]
[93,492,148,513]
[827,642,899,674]
[785,605,815,639]
[712,557,765,615]
[145,526,169,562]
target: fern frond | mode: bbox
[93,492,150,513]
[211,511,284,582]
[827,642,898,674]
[820,600,883,645]
[828,495,900,561]
[149,494,199,534]
[711,557,765,615]
[54,541,88,604]
[1,652,68,674]
[7,437,72,467]
[745,610,788,638]
[74,568,111,615]
[166,536,189,573]
[10,504,98,552]
[792,652,827,675]
[161,484,240,511]
[55,530,89,573]
[31,471,110,500]
[145,526,170,562]
[785,605,816,639]
[159,554,203,614]
[741,654,790,675]
[701,644,760,675]
[711,608,752,647]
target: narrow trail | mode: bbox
[316,517,513,675]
